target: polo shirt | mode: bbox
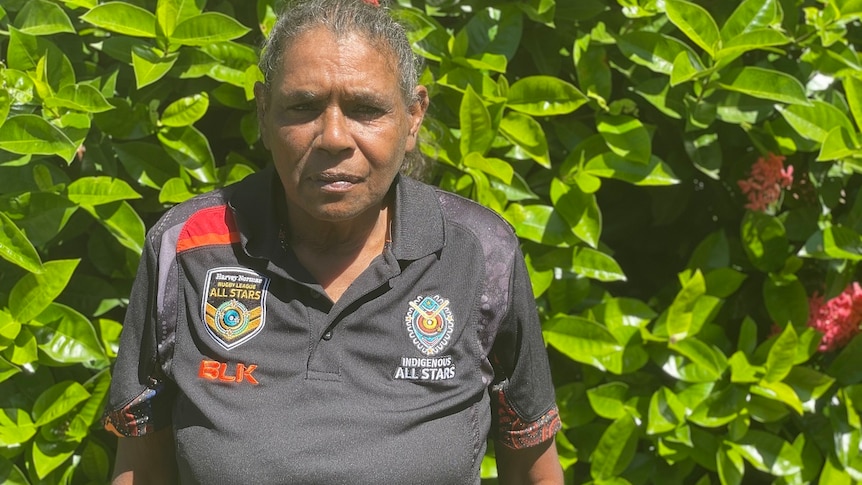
[103,167,560,484]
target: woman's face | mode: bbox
[256,27,426,223]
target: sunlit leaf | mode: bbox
[81,2,157,38]
[665,0,721,57]
[507,76,587,115]
[8,259,80,323]
[0,211,43,273]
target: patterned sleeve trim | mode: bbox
[492,389,562,450]
[102,379,170,438]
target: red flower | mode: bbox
[737,153,794,212]
[362,0,380,5]
[807,283,862,352]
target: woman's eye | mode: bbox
[352,105,385,118]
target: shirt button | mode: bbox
[310,290,321,299]
[322,330,333,341]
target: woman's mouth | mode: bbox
[314,173,362,192]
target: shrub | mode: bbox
[1,0,861,483]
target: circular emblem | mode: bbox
[405,295,454,356]
[214,299,249,337]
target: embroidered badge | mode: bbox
[202,267,270,349]
[405,295,454,356]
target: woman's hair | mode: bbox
[259,0,422,105]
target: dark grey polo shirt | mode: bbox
[104,168,560,484]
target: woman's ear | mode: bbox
[254,82,271,150]
[406,85,429,150]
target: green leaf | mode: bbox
[817,126,860,161]
[704,268,747,298]
[43,84,115,113]
[156,0,204,38]
[462,153,513,184]
[572,247,626,282]
[170,12,250,46]
[84,201,146,254]
[763,325,798,383]
[14,0,75,36]
[597,114,652,164]
[0,211,43,273]
[729,351,761,383]
[729,430,802,476]
[717,29,790,62]
[763,275,809,328]
[689,384,746,427]
[131,46,179,89]
[720,0,780,40]
[665,0,721,57]
[741,211,789,272]
[507,76,587,116]
[718,67,809,105]
[550,178,601,248]
[584,151,680,186]
[777,100,856,144]
[505,206,570,247]
[647,387,686,434]
[157,125,217,183]
[31,437,77,479]
[32,381,90,427]
[113,141,178,189]
[200,41,258,87]
[717,446,745,485]
[66,176,142,207]
[670,336,728,380]
[844,75,862,134]
[667,270,706,341]
[81,2,157,38]
[8,259,79,323]
[161,92,209,127]
[499,111,550,168]
[159,177,197,204]
[32,303,108,368]
[459,86,494,156]
[543,315,624,372]
[0,408,36,446]
[617,31,698,75]
[0,115,77,161]
[0,456,28,485]
[784,367,835,412]
[587,382,630,420]
[591,414,639,480]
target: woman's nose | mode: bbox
[317,106,352,154]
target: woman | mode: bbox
[104,1,562,483]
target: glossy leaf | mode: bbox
[647,387,686,435]
[8,260,80,323]
[157,125,217,183]
[845,75,862,133]
[777,100,856,143]
[507,76,587,116]
[459,86,494,156]
[720,0,780,40]
[32,381,90,427]
[572,247,626,282]
[157,0,206,38]
[170,12,251,46]
[132,46,179,89]
[0,115,77,161]
[32,303,108,368]
[0,212,43,274]
[763,325,799,382]
[729,430,802,476]
[665,0,721,57]
[669,337,728,381]
[597,114,652,164]
[44,84,114,113]
[14,0,75,36]
[586,382,630,420]
[85,201,146,254]
[161,92,209,127]
[550,178,601,248]
[617,32,698,75]
[591,414,638,480]
[81,2,157,38]
[666,270,706,341]
[66,176,142,207]
[462,153,513,184]
[741,211,789,272]
[31,437,78,479]
[717,446,745,485]
[763,275,808,328]
[718,67,809,105]
[499,111,550,168]
[543,315,623,372]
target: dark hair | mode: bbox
[259,0,422,105]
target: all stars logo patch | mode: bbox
[405,295,454,356]
[202,267,270,350]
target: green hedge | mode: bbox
[1,0,862,483]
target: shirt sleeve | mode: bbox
[489,249,561,450]
[102,233,176,437]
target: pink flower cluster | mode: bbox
[737,153,794,212]
[808,283,862,352]
[362,0,380,5]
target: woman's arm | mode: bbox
[495,437,564,485]
[111,427,178,485]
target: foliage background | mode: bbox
[1,0,862,483]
